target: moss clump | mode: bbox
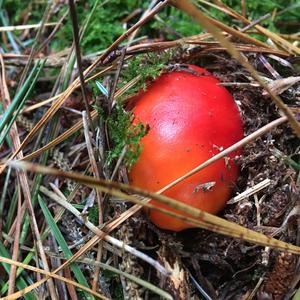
[120,50,174,98]
[106,104,148,169]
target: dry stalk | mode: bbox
[82,110,104,291]
[0,54,58,299]
[0,256,108,300]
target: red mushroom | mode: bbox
[129,65,244,231]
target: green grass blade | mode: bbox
[38,195,94,300]
[0,60,46,147]
[0,10,20,54]
[3,188,18,232]
[0,61,40,134]
[0,241,36,300]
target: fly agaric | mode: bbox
[129,65,244,231]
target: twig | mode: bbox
[17,2,52,90]
[2,38,288,69]
[227,179,271,204]
[68,0,94,134]
[108,47,127,110]
[7,186,21,295]
[240,13,271,32]
[36,9,69,54]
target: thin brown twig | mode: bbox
[241,0,246,18]
[17,2,52,90]
[212,0,300,55]
[68,0,94,134]
[240,13,271,32]
[108,47,127,111]
[7,186,21,295]
[36,9,69,54]
[2,37,288,68]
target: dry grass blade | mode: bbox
[7,160,300,255]
[126,40,288,56]
[211,0,300,55]
[0,71,140,177]
[1,52,57,298]
[39,185,169,276]
[15,110,97,162]
[17,2,52,89]
[5,81,75,161]
[227,179,271,204]
[266,76,300,96]
[82,111,103,291]
[170,0,300,139]
[22,64,116,113]
[1,279,46,300]
[0,256,108,300]
[7,187,21,295]
[0,22,57,32]
[0,64,114,176]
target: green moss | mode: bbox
[91,51,173,169]
[88,205,99,225]
[120,50,174,98]
[103,51,175,168]
[54,0,147,53]
[106,104,148,169]
[151,6,202,38]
